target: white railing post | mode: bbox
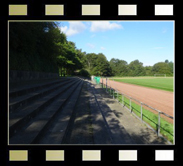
[102,77,103,88]
[158,112,161,136]
[130,97,132,112]
[122,94,124,106]
[141,102,143,121]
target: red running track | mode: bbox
[101,79,174,117]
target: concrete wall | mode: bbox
[9,70,59,82]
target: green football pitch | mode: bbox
[111,77,174,92]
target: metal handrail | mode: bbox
[98,81,174,144]
[100,81,173,120]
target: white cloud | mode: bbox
[100,46,105,50]
[60,21,86,36]
[87,43,95,49]
[60,26,68,33]
[59,21,123,36]
[90,21,123,32]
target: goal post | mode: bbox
[154,74,166,77]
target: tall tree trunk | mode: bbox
[61,67,62,77]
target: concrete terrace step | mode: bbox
[34,80,84,144]
[9,79,73,113]
[9,78,83,144]
[60,81,94,144]
[9,77,71,99]
[9,78,80,139]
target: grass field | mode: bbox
[110,77,174,92]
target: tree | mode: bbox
[109,58,128,76]
[79,69,90,77]
[165,59,169,64]
[92,60,112,76]
[168,61,174,74]
[152,62,172,75]
[165,60,174,75]
[83,53,112,76]
[128,60,145,76]
[9,22,59,73]
[144,66,153,76]
[84,53,98,72]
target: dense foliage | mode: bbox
[9,22,59,73]
[109,59,174,77]
[9,22,83,75]
[9,22,174,77]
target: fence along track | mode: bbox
[94,77,174,144]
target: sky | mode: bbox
[58,21,174,66]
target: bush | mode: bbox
[79,69,91,78]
